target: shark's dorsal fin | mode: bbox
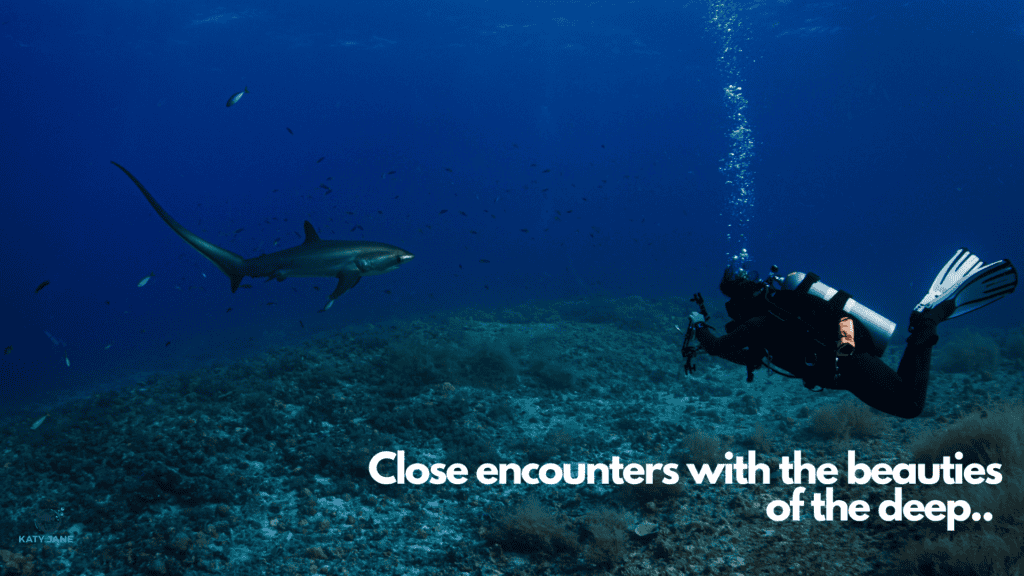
[302,221,320,245]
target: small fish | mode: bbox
[137,275,152,287]
[601,144,606,148]
[226,307,233,313]
[520,229,528,233]
[542,169,551,173]
[479,259,490,263]
[384,289,391,294]
[286,127,294,134]
[234,227,244,234]
[326,176,333,181]
[31,414,48,430]
[299,320,305,328]
[226,87,250,107]
[4,345,11,354]
[530,163,537,167]
[351,225,363,232]
[444,167,453,172]
[439,209,448,214]
[35,280,50,293]
[266,302,275,306]
[319,184,329,189]
[64,354,70,367]
[459,211,467,216]
[165,341,171,347]
[316,156,326,163]
[104,344,112,350]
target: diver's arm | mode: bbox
[695,316,769,366]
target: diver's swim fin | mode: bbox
[915,248,1017,320]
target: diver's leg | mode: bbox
[837,246,1015,418]
[836,314,938,419]
[892,313,940,414]
[837,355,910,417]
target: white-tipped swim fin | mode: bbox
[915,248,1017,320]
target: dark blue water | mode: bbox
[3,0,1022,411]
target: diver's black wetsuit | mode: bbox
[693,291,939,419]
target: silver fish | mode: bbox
[226,86,250,107]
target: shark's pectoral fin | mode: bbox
[230,274,243,293]
[329,274,361,300]
[319,278,355,313]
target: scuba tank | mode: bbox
[781,271,896,356]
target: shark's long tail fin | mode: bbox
[112,161,247,292]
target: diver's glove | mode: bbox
[689,311,707,328]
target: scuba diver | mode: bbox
[681,248,1017,418]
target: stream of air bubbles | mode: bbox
[710,0,755,267]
